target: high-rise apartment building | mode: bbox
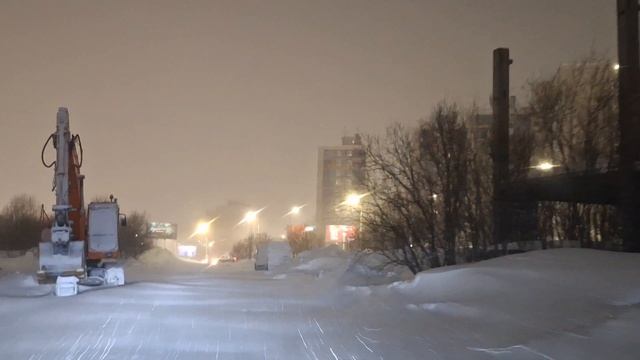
[315,134,366,245]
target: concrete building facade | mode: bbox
[315,134,366,245]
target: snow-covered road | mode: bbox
[0,263,439,360]
[1,248,639,360]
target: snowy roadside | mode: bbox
[1,246,639,359]
[266,246,640,359]
[0,248,207,296]
[0,250,49,297]
[336,248,640,359]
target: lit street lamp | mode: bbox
[341,192,368,248]
[532,161,558,171]
[238,208,265,234]
[344,193,364,207]
[243,210,258,224]
[195,221,210,264]
[190,217,218,264]
[284,204,306,217]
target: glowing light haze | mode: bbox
[0,0,614,238]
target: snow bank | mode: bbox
[343,248,640,359]
[296,244,346,263]
[340,251,414,286]
[288,246,411,286]
[134,247,184,267]
[384,249,640,307]
[291,245,348,277]
[294,256,347,273]
[0,250,37,274]
[125,248,205,281]
[290,245,412,286]
[0,273,52,297]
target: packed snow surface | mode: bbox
[0,247,639,359]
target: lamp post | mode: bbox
[195,221,210,264]
[239,209,263,259]
[241,210,260,235]
[342,192,368,249]
[283,204,305,225]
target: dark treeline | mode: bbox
[0,194,151,257]
[231,233,272,260]
[360,55,620,274]
[0,194,41,252]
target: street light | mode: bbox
[195,222,209,236]
[189,217,218,239]
[238,207,265,234]
[533,161,558,171]
[343,192,367,207]
[341,192,369,249]
[195,221,210,264]
[284,204,306,217]
[189,217,218,264]
[243,210,258,224]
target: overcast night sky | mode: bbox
[0,0,616,239]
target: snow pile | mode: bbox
[134,247,183,267]
[343,248,640,359]
[0,273,52,297]
[296,244,345,263]
[340,251,414,286]
[294,256,347,274]
[383,249,640,307]
[125,248,205,281]
[0,249,37,274]
[290,245,411,285]
[291,245,349,276]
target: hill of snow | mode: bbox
[341,248,640,359]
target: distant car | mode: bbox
[218,255,237,263]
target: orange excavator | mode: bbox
[38,107,126,295]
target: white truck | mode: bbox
[254,241,292,271]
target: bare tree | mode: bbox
[420,103,470,265]
[288,230,316,256]
[231,233,271,260]
[362,124,439,274]
[361,102,475,272]
[119,211,152,258]
[527,55,619,248]
[465,110,493,259]
[0,194,41,251]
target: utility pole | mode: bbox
[491,48,512,254]
[617,0,640,252]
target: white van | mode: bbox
[254,241,292,271]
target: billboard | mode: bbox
[147,222,178,240]
[325,225,357,243]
